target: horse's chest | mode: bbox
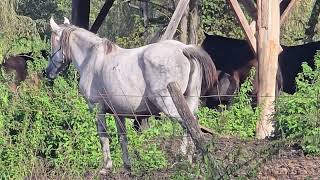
[79,76,99,102]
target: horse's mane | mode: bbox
[60,25,115,59]
[102,38,115,55]
[60,25,77,62]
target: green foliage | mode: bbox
[280,0,320,45]
[200,0,245,38]
[115,15,147,48]
[275,52,320,155]
[198,69,259,138]
[17,0,64,21]
[0,38,101,178]
[115,14,159,48]
[0,0,40,52]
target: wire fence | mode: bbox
[2,85,320,179]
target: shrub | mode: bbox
[275,51,320,155]
[198,69,260,138]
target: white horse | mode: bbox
[45,17,217,174]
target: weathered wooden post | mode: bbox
[256,0,281,139]
[178,0,189,43]
[227,0,257,54]
[161,0,190,40]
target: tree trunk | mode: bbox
[72,0,90,30]
[179,3,189,43]
[188,0,199,44]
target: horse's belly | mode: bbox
[106,95,153,114]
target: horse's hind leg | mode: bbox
[115,116,131,170]
[149,90,196,157]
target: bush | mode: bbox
[275,51,320,155]
[198,69,260,138]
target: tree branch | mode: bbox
[90,0,115,33]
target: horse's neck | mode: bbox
[69,31,102,73]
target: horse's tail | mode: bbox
[182,45,218,94]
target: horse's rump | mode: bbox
[182,46,217,95]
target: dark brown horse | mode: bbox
[202,34,283,108]
[1,50,49,89]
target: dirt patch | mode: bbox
[258,150,320,179]
[207,137,320,179]
[101,136,320,179]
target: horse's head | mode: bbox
[44,17,72,80]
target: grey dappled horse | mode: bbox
[45,17,217,174]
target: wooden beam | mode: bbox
[90,0,115,33]
[227,0,257,54]
[256,0,281,139]
[161,0,190,40]
[280,0,299,26]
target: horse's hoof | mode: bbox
[99,168,112,176]
[121,166,133,178]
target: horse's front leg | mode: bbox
[95,104,113,175]
[115,116,131,170]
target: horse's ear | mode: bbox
[64,17,71,25]
[50,17,60,32]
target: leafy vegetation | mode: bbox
[201,0,244,38]
[198,69,260,138]
[275,52,320,155]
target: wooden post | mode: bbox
[167,82,207,154]
[227,0,257,54]
[250,21,256,34]
[161,0,190,40]
[256,0,281,139]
